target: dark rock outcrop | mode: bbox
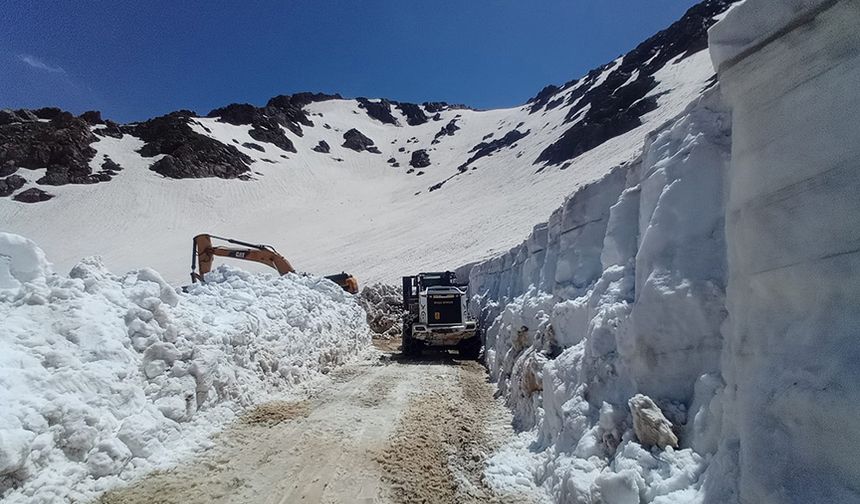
[409,150,431,169]
[0,109,99,186]
[528,84,561,113]
[205,93,341,153]
[32,107,62,120]
[100,157,122,174]
[93,120,123,139]
[13,187,53,203]
[313,141,331,153]
[207,103,296,153]
[242,142,265,152]
[132,111,252,179]
[79,110,103,125]
[342,129,379,153]
[0,174,26,197]
[357,98,398,125]
[432,119,460,144]
[458,129,530,171]
[534,0,737,165]
[394,102,428,126]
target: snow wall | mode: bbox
[711,0,860,502]
[465,2,860,502]
[0,233,370,503]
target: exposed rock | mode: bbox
[32,107,62,120]
[423,102,448,113]
[79,110,103,125]
[387,157,397,164]
[0,165,16,177]
[208,103,258,125]
[357,98,398,125]
[458,129,530,171]
[628,394,679,449]
[0,109,37,125]
[398,147,405,152]
[342,128,378,153]
[534,0,735,165]
[242,142,265,152]
[394,102,428,126]
[0,175,26,197]
[432,119,460,143]
[93,120,123,139]
[409,149,430,168]
[100,157,122,173]
[13,187,53,203]
[528,84,561,113]
[207,103,296,153]
[132,111,252,179]
[0,109,99,186]
[312,140,330,153]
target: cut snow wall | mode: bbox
[467,88,734,502]
[712,1,860,502]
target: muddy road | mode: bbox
[98,343,531,504]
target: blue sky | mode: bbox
[0,1,699,123]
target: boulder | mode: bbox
[628,394,679,449]
[409,149,430,168]
[0,175,26,197]
[342,129,378,153]
[312,140,330,153]
[13,187,54,203]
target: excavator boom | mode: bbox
[190,234,358,294]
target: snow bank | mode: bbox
[471,2,860,502]
[713,1,860,502]
[0,233,370,503]
[357,283,404,339]
[468,88,734,502]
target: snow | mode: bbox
[466,88,733,503]
[712,1,860,502]
[708,0,832,70]
[0,232,369,503]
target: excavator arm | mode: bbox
[190,234,358,294]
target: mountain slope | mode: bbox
[0,1,736,284]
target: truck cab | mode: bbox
[401,271,480,358]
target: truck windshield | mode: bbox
[420,274,450,287]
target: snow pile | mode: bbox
[467,89,735,502]
[357,283,404,339]
[0,232,370,503]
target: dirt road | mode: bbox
[98,344,531,504]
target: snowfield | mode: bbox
[0,232,369,503]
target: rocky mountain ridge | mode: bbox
[0,0,737,203]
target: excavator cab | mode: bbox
[191,234,359,294]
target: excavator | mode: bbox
[190,234,359,294]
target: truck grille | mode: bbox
[427,294,462,325]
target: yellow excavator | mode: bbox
[190,234,359,294]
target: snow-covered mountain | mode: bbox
[1,0,736,284]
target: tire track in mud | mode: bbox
[95,352,530,504]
